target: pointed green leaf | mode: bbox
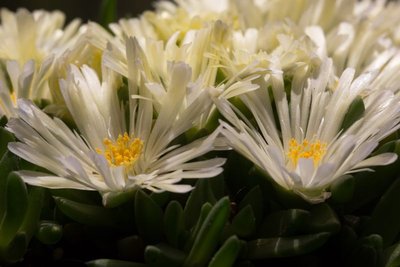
[184,202,212,252]
[145,243,186,267]
[87,259,146,267]
[246,232,331,259]
[0,232,27,263]
[135,190,163,244]
[0,173,28,246]
[364,177,400,247]
[238,186,263,226]
[384,242,400,267]
[0,127,14,159]
[99,0,117,27]
[231,205,256,238]
[184,179,217,229]
[19,186,45,240]
[258,209,310,238]
[150,191,170,208]
[54,196,119,227]
[303,203,340,234]
[209,235,242,267]
[184,197,230,267]
[330,175,355,203]
[164,201,185,247]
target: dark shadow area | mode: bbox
[0,0,162,23]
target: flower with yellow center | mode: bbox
[96,133,143,167]
[215,59,400,203]
[7,62,225,206]
[287,138,327,168]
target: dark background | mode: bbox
[0,0,163,23]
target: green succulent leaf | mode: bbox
[0,173,28,246]
[184,179,217,229]
[208,235,242,267]
[135,190,164,244]
[384,241,400,267]
[19,186,45,240]
[238,186,263,226]
[87,259,146,267]
[184,196,231,267]
[364,177,400,247]
[303,203,340,234]
[0,232,27,263]
[164,200,185,247]
[185,202,212,251]
[145,243,186,267]
[246,232,331,259]
[231,205,256,238]
[54,196,119,227]
[330,174,355,203]
[258,209,310,237]
[36,221,63,245]
[0,127,15,159]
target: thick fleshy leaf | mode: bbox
[87,259,146,267]
[258,209,310,238]
[54,197,119,227]
[231,205,256,238]
[35,221,63,245]
[330,175,355,203]
[163,201,185,247]
[184,197,230,267]
[246,232,331,259]
[238,185,264,226]
[0,173,28,247]
[209,235,242,267]
[135,190,163,244]
[183,179,217,229]
[145,243,186,267]
[364,177,400,247]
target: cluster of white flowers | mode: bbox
[2,0,400,204]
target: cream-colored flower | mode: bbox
[0,9,83,117]
[7,62,225,205]
[103,22,233,129]
[0,8,81,64]
[215,59,400,203]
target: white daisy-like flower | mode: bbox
[0,9,83,117]
[6,62,225,206]
[0,8,81,64]
[214,59,400,203]
[103,23,234,129]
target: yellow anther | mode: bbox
[287,138,327,167]
[96,132,143,167]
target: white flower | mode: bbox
[215,59,400,203]
[6,62,225,205]
[103,23,231,129]
[0,9,83,117]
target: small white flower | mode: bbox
[7,62,225,205]
[215,59,400,203]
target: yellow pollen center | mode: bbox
[287,138,327,167]
[96,133,143,167]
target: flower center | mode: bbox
[287,138,327,167]
[96,133,143,167]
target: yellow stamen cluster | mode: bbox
[96,133,143,167]
[287,138,327,167]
